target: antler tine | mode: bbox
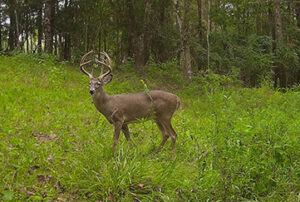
[80,50,94,78]
[102,51,112,67]
[96,51,112,80]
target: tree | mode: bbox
[274,0,284,87]
[44,0,55,54]
[173,0,192,80]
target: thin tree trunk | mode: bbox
[8,1,16,51]
[30,33,33,53]
[296,0,300,28]
[98,29,102,53]
[85,21,88,52]
[104,33,107,52]
[14,2,20,50]
[127,0,135,58]
[59,34,64,61]
[54,34,58,55]
[44,0,54,54]
[295,0,300,83]
[197,0,202,71]
[274,0,282,42]
[207,0,210,70]
[134,35,144,72]
[37,4,43,53]
[25,29,29,53]
[64,33,71,61]
[274,0,284,88]
[173,0,192,80]
[0,5,2,52]
[115,29,121,68]
[143,0,152,66]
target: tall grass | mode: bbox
[0,54,299,201]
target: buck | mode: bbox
[80,51,180,153]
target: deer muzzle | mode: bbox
[89,89,95,95]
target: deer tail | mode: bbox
[175,96,181,111]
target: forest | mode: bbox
[0,0,300,201]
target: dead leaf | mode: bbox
[37,174,52,185]
[33,132,57,143]
[108,194,114,201]
[137,184,144,189]
[47,154,53,163]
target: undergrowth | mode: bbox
[0,54,299,201]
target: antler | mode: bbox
[96,52,112,80]
[80,50,94,78]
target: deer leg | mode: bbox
[113,121,122,154]
[162,120,177,152]
[111,110,124,154]
[169,123,178,151]
[156,122,169,152]
[122,124,136,145]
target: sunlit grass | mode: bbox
[0,54,299,201]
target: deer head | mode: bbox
[80,50,113,95]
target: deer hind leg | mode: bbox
[162,120,178,151]
[169,123,178,151]
[156,121,169,152]
[122,124,136,145]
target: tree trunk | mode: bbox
[206,0,211,70]
[274,0,282,42]
[54,34,58,55]
[0,5,2,52]
[44,0,54,54]
[58,34,64,61]
[127,0,135,58]
[8,1,16,51]
[296,0,300,28]
[143,0,152,66]
[173,0,192,80]
[25,28,29,53]
[37,4,43,53]
[197,0,203,71]
[104,33,107,52]
[134,35,144,72]
[14,2,20,50]
[295,1,300,83]
[274,0,285,88]
[64,33,71,61]
[98,30,102,53]
[157,4,166,63]
[30,33,34,53]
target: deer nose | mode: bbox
[89,90,94,95]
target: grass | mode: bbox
[0,54,299,201]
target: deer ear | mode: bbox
[102,74,113,84]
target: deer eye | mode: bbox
[97,81,101,85]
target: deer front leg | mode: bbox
[113,122,122,154]
[111,110,124,154]
[122,124,136,146]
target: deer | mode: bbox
[80,51,180,153]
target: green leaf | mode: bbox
[2,190,14,201]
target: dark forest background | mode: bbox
[0,0,299,87]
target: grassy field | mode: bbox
[0,54,299,201]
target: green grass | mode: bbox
[0,54,299,201]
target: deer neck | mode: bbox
[92,87,115,123]
[93,86,109,105]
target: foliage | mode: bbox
[0,55,299,201]
[1,0,300,86]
